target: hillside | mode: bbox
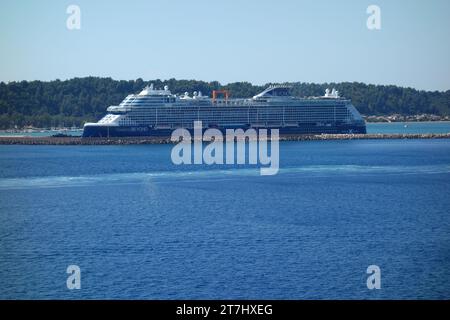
[0,77,449,129]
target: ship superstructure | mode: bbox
[83,84,366,137]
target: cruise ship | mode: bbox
[82,84,366,137]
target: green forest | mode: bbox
[0,77,449,129]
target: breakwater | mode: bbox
[1,133,450,145]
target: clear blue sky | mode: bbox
[1,0,449,91]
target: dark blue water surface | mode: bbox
[1,139,450,299]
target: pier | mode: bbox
[0,133,450,145]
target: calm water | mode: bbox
[366,121,450,134]
[0,129,83,137]
[0,139,450,299]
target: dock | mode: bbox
[0,133,450,145]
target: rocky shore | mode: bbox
[1,133,450,145]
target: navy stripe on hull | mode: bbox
[83,124,367,137]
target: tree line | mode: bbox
[0,77,449,129]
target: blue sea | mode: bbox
[1,139,450,299]
[367,121,450,134]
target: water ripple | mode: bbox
[0,164,449,190]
